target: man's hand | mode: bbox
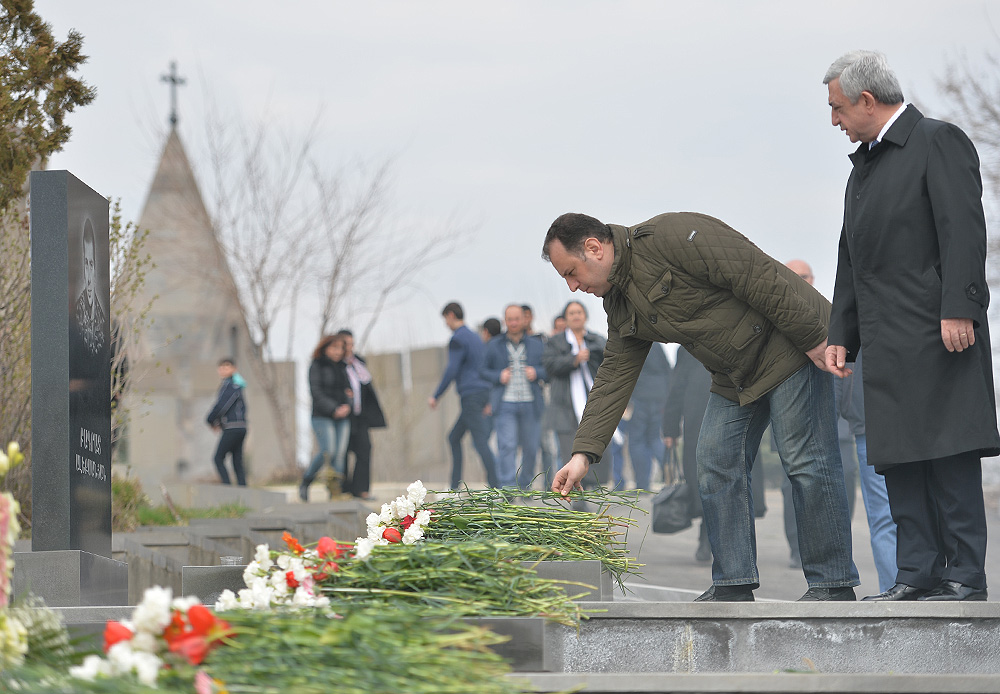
[823,344,853,378]
[499,368,511,385]
[428,397,438,410]
[551,453,590,496]
[575,347,590,365]
[524,366,537,382]
[334,404,352,419]
[942,318,975,353]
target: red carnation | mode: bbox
[400,515,415,530]
[382,527,403,543]
[286,570,300,588]
[103,620,133,653]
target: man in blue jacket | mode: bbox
[206,358,248,486]
[481,304,548,489]
[430,302,499,489]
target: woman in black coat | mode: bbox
[299,334,353,501]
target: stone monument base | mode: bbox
[13,550,128,606]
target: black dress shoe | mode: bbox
[298,482,309,502]
[918,580,988,601]
[693,585,755,602]
[862,583,928,601]
[798,586,856,601]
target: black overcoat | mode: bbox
[828,105,1000,470]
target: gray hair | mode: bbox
[823,50,903,105]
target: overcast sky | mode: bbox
[39,0,1000,355]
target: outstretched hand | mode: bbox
[551,454,590,497]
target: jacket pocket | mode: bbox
[646,268,702,321]
[731,309,766,350]
[616,313,638,338]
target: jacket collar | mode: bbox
[606,224,633,291]
[849,103,922,166]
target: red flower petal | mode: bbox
[400,515,415,530]
[317,536,337,559]
[382,527,402,543]
[170,634,210,665]
[282,531,304,555]
[103,620,133,653]
[286,570,300,589]
[187,604,216,636]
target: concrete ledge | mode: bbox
[157,483,286,510]
[12,550,127,606]
[511,672,1000,693]
[467,617,556,672]
[554,601,1000,674]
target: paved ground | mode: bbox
[284,481,1000,603]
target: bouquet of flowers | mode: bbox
[69,586,234,687]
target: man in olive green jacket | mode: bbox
[543,211,858,602]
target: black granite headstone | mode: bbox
[30,171,112,558]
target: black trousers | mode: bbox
[882,451,987,590]
[344,419,372,496]
[213,428,247,486]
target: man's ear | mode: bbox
[583,237,604,259]
[860,90,877,113]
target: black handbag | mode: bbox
[651,448,692,534]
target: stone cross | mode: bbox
[160,60,186,127]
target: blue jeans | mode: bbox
[449,390,499,489]
[303,416,351,485]
[697,363,859,588]
[855,435,897,592]
[495,401,541,489]
[628,400,665,490]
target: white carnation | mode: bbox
[215,589,240,612]
[366,512,381,531]
[354,538,375,560]
[133,586,173,635]
[70,654,112,681]
[132,651,163,687]
[415,509,432,526]
[130,631,158,654]
[406,480,427,506]
[402,524,425,545]
[391,497,416,519]
[276,553,292,570]
[378,505,394,524]
[170,595,200,613]
[254,544,272,569]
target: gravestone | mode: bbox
[12,170,127,606]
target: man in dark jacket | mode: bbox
[206,358,248,486]
[544,211,858,601]
[823,50,1000,601]
[429,302,499,489]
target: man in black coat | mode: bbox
[823,50,1000,601]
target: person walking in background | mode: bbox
[482,304,547,489]
[544,211,858,602]
[542,300,608,489]
[206,357,248,486]
[539,313,568,487]
[823,50,999,601]
[479,317,502,343]
[429,302,499,489]
[300,334,353,502]
[338,329,386,500]
[624,344,672,491]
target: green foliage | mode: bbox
[317,541,585,626]
[134,502,249,527]
[0,0,95,213]
[111,473,247,530]
[424,487,643,587]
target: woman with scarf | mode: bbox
[542,300,609,488]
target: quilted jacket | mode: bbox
[571,212,831,462]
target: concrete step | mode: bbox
[512,672,1000,693]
